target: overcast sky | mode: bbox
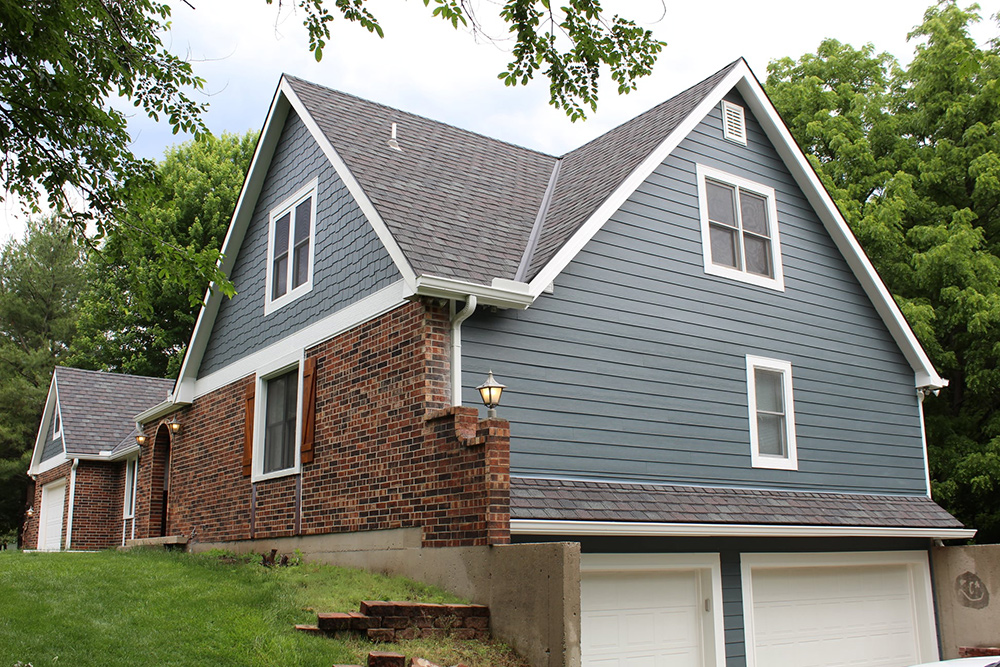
[2,0,996,241]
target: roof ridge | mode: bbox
[55,365,172,382]
[284,74,557,160]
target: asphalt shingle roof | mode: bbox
[55,367,173,456]
[511,477,965,530]
[285,61,739,285]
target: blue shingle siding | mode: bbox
[462,89,927,495]
[41,433,63,461]
[200,110,399,375]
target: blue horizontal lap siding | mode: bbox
[200,110,399,375]
[721,552,746,667]
[462,91,927,494]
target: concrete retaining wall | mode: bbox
[194,529,582,667]
[933,544,1000,658]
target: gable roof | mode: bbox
[166,58,944,407]
[47,367,172,456]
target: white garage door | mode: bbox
[744,553,938,667]
[39,480,66,551]
[581,555,722,667]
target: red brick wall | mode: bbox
[22,461,72,549]
[70,461,126,550]
[153,299,511,547]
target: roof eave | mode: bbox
[135,398,189,425]
[415,274,534,310]
[510,519,975,540]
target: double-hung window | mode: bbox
[265,179,317,314]
[697,165,784,291]
[263,368,298,474]
[746,355,798,470]
[123,458,137,519]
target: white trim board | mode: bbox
[28,373,67,475]
[193,280,409,399]
[509,519,976,540]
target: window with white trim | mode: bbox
[52,406,61,439]
[697,165,784,291]
[251,351,304,481]
[265,179,317,314]
[746,355,798,470]
[123,458,138,518]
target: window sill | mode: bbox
[252,466,301,484]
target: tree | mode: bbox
[766,1,1000,541]
[2,0,663,290]
[71,131,257,378]
[0,217,85,541]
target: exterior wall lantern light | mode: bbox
[167,416,182,435]
[135,432,148,446]
[476,370,506,419]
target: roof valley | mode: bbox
[515,159,562,282]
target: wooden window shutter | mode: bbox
[300,356,317,464]
[242,382,255,477]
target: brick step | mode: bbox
[318,611,377,632]
[298,600,491,643]
[294,624,324,635]
[359,601,489,619]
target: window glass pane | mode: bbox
[757,414,786,456]
[294,199,311,243]
[755,369,784,413]
[263,369,298,474]
[706,181,737,227]
[274,213,290,255]
[272,256,288,298]
[744,235,773,277]
[740,191,769,236]
[710,224,740,268]
[292,244,309,289]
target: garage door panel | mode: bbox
[749,564,922,667]
[582,569,706,667]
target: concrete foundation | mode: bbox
[932,544,1000,658]
[194,529,582,667]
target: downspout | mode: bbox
[451,296,477,406]
[65,458,79,550]
[918,388,933,498]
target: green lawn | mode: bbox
[0,549,526,667]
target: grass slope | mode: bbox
[0,550,526,667]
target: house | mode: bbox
[24,367,173,550]
[23,59,975,667]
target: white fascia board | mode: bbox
[193,280,410,399]
[526,63,749,298]
[28,375,63,475]
[280,78,416,290]
[731,72,946,390]
[509,519,977,540]
[134,398,188,425]
[172,81,292,401]
[415,275,534,310]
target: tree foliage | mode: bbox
[766,1,1000,541]
[71,131,257,378]
[0,217,85,539]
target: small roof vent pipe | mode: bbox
[387,123,402,152]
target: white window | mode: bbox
[696,164,784,291]
[265,179,317,315]
[252,351,303,481]
[123,458,138,519]
[722,100,747,145]
[52,406,61,439]
[746,355,797,470]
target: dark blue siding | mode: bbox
[41,433,63,461]
[200,109,399,375]
[721,552,746,667]
[463,90,927,495]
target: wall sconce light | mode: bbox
[476,370,506,419]
[26,506,33,517]
[135,432,148,446]
[167,416,182,435]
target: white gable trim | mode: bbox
[171,77,417,404]
[29,373,67,475]
[526,59,944,390]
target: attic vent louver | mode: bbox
[722,100,747,145]
[387,122,402,152]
